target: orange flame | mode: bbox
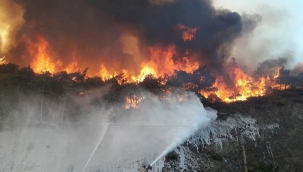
[98,45,199,83]
[124,94,145,109]
[65,61,79,73]
[23,35,83,74]
[11,34,292,103]
[200,65,285,102]
[32,36,57,73]
[0,56,6,64]
[176,24,199,41]
[22,34,199,83]
[273,67,280,79]
[0,0,24,54]
[24,35,60,73]
[146,45,199,75]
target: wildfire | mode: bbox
[0,56,6,64]
[98,45,199,83]
[23,35,83,74]
[2,31,291,104]
[4,34,289,103]
[0,0,24,54]
[135,65,157,82]
[32,36,57,73]
[23,35,59,73]
[273,67,280,79]
[147,45,199,76]
[99,64,113,80]
[200,65,283,102]
[9,34,288,103]
[124,95,145,109]
[176,24,199,42]
[65,61,79,74]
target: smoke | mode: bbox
[292,63,303,76]
[255,58,288,76]
[0,91,111,171]
[0,88,217,171]
[214,0,303,71]
[6,0,243,75]
[91,91,217,167]
[0,0,24,54]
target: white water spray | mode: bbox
[148,100,217,166]
[81,119,109,172]
[150,142,177,166]
[0,90,218,171]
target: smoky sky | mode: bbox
[11,0,243,73]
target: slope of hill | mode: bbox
[164,89,303,172]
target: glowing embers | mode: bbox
[123,91,187,109]
[124,94,145,109]
[176,92,190,102]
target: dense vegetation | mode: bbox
[0,63,168,124]
[0,63,302,122]
[1,63,302,97]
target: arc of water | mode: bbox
[81,120,109,172]
[150,142,177,166]
[150,125,197,166]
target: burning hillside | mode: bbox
[0,0,302,103]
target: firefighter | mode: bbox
[140,165,152,172]
[146,165,152,171]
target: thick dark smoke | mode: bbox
[91,0,242,54]
[9,0,243,74]
[255,58,288,76]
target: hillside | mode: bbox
[163,89,303,172]
[0,63,302,171]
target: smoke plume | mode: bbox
[6,0,243,75]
